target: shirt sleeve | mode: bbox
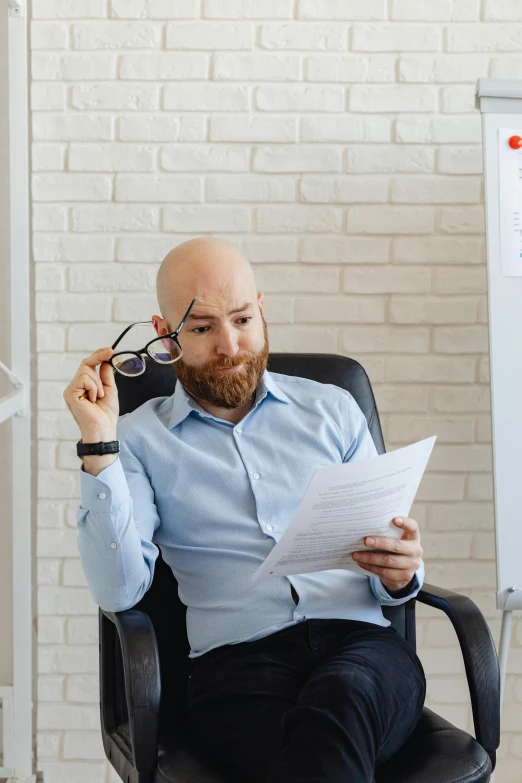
[339,390,425,606]
[76,421,161,612]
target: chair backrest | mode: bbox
[115,353,408,729]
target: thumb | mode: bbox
[99,358,117,388]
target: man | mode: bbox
[64,237,426,783]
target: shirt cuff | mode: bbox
[79,456,129,511]
[371,560,424,605]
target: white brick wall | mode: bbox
[31,3,522,782]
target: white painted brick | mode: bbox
[203,0,293,17]
[161,144,248,172]
[35,265,66,292]
[163,205,251,232]
[58,442,81,470]
[416,473,466,501]
[398,55,488,83]
[210,115,296,142]
[38,559,61,586]
[343,266,430,293]
[300,176,388,204]
[490,57,522,79]
[34,234,115,262]
[255,265,339,293]
[37,325,67,352]
[353,24,440,51]
[33,174,112,202]
[433,326,489,354]
[39,383,67,412]
[350,85,437,113]
[298,0,386,20]
[33,0,105,18]
[446,25,522,52]
[38,762,105,783]
[38,441,58,469]
[39,646,97,676]
[63,559,88,586]
[390,176,480,204]
[373,385,429,413]
[342,326,429,353]
[254,146,341,173]
[478,356,490,383]
[166,22,253,49]
[71,84,159,111]
[439,207,485,235]
[393,237,482,264]
[362,139,437,173]
[391,0,453,20]
[64,731,106,760]
[429,502,493,531]
[387,356,477,384]
[116,234,178,261]
[38,676,65,703]
[390,297,478,324]
[39,617,65,645]
[119,52,209,79]
[438,147,483,175]
[207,175,295,202]
[37,294,111,322]
[263,297,294,323]
[115,174,202,202]
[33,53,117,81]
[433,267,487,295]
[243,237,298,263]
[38,355,91,383]
[431,445,492,472]
[268,325,338,353]
[215,53,300,81]
[164,83,250,111]
[38,703,99,731]
[432,385,491,413]
[256,85,343,112]
[301,116,391,143]
[306,54,395,83]
[38,530,80,558]
[111,0,200,17]
[38,468,79,499]
[32,144,66,172]
[69,264,156,292]
[37,730,62,759]
[476,414,492,442]
[395,115,482,144]
[260,23,346,51]
[442,86,477,114]
[347,206,435,234]
[33,114,113,142]
[424,531,474,559]
[71,204,159,232]
[257,206,342,233]
[38,500,65,529]
[119,113,206,141]
[31,84,66,111]
[31,21,69,48]
[39,585,97,616]
[33,205,68,232]
[295,297,385,323]
[72,21,162,49]
[66,675,99,706]
[67,618,98,646]
[300,236,389,263]
[472,532,495,559]
[69,143,154,172]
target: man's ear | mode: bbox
[257,291,264,315]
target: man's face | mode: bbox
[167,300,269,410]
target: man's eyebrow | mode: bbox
[186,303,253,321]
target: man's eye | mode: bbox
[191,317,252,335]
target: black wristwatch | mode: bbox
[77,438,120,458]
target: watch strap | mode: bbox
[77,439,120,457]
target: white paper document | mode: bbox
[498,128,522,277]
[252,436,437,582]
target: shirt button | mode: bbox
[253,472,260,479]
[110,542,117,550]
[265,524,273,532]
[98,492,106,500]
[295,614,302,620]
[235,427,242,434]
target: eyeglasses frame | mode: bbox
[105,297,198,377]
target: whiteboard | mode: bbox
[477,79,522,610]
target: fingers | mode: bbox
[352,551,420,570]
[79,347,115,369]
[393,516,420,540]
[355,563,415,586]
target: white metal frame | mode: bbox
[1,0,35,781]
[0,686,15,778]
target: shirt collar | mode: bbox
[168,368,291,430]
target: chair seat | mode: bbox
[116,707,492,783]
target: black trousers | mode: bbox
[185,618,426,783]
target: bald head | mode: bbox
[156,237,257,327]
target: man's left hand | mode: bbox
[352,517,423,592]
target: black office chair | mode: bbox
[99,353,500,783]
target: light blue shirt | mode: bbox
[77,370,424,658]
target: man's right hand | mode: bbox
[63,348,120,474]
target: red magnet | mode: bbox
[509,135,522,149]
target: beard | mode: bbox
[172,316,269,410]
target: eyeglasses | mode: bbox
[106,297,197,378]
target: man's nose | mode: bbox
[216,327,239,356]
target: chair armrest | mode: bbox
[416,583,500,762]
[101,608,161,778]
